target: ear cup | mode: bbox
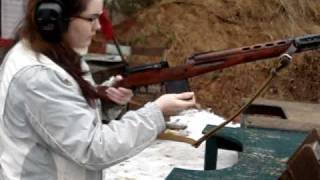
[35,0,68,43]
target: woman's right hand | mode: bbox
[154,92,196,116]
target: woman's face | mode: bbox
[64,0,103,54]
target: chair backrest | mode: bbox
[280,129,320,180]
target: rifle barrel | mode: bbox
[97,34,320,95]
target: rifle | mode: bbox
[96,34,320,101]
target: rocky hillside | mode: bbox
[111,0,320,117]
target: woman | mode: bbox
[0,0,196,179]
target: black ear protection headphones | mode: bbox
[35,0,69,43]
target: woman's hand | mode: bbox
[154,92,196,116]
[104,75,133,105]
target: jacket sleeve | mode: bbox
[15,65,166,170]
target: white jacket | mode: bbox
[0,41,165,180]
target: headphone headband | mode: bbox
[35,0,68,43]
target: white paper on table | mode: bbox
[168,108,240,141]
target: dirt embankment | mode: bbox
[113,0,320,117]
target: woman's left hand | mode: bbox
[105,75,133,105]
[105,87,133,105]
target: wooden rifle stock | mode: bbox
[96,34,320,101]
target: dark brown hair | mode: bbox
[18,0,100,106]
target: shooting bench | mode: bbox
[166,99,320,179]
[242,98,320,131]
